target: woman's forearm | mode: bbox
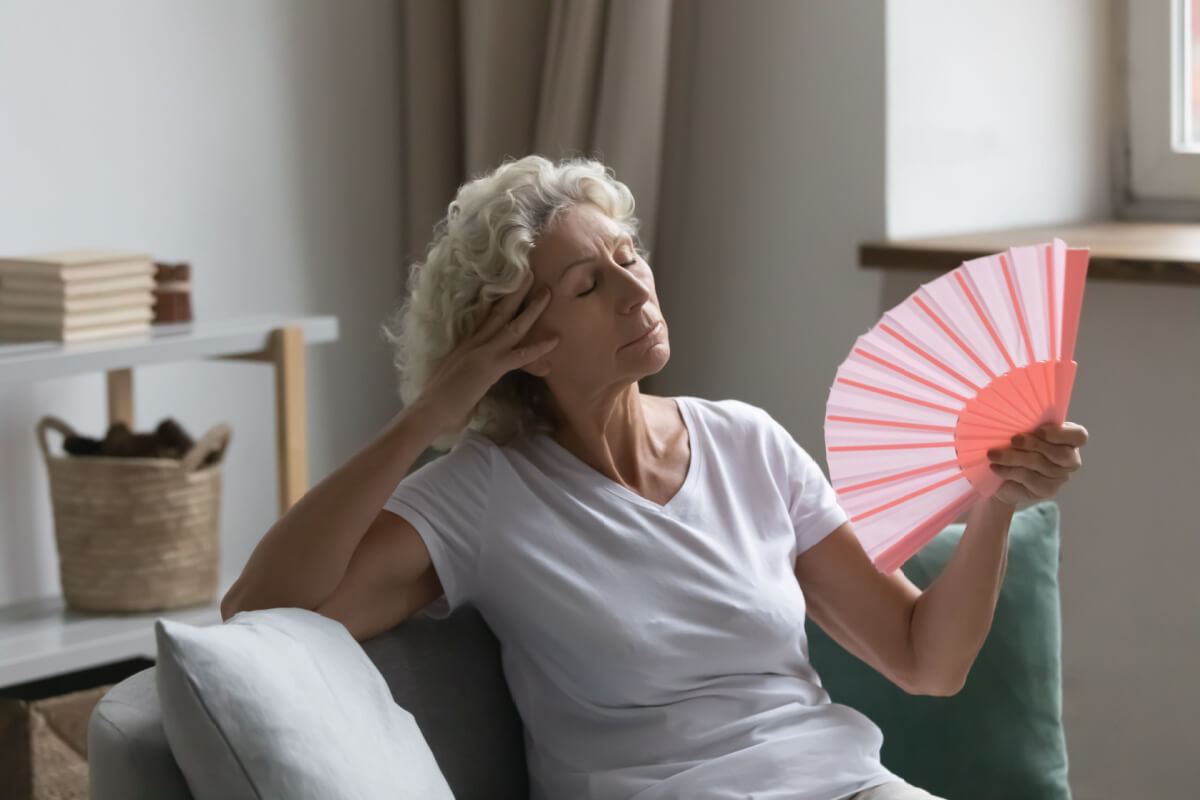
[220,403,443,618]
[909,495,1015,694]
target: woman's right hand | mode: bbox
[411,270,558,436]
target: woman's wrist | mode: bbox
[388,401,451,442]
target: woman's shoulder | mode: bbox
[675,394,773,427]
[673,395,778,444]
[410,427,496,480]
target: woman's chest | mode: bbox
[479,481,807,702]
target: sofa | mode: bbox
[88,500,1071,800]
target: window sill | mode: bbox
[859,220,1200,287]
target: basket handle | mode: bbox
[181,423,233,473]
[35,416,78,464]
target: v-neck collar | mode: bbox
[534,395,703,516]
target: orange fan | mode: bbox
[824,238,1088,573]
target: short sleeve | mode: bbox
[382,431,492,619]
[759,410,850,555]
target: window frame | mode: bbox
[1121,0,1200,211]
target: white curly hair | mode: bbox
[380,153,647,452]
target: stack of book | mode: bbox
[0,248,157,343]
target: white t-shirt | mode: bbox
[383,395,902,800]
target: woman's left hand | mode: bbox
[986,421,1089,507]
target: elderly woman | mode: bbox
[222,155,1087,800]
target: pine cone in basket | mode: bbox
[62,434,104,456]
[60,418,220,465]
[154,418,195,459]
[100,422,161,458]
[150,417,221,466]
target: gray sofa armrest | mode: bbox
[87,603,528,800]
[87,667,193,800]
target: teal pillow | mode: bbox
[805,500,1071,800]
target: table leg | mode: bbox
[106,368,134,428]
[270,327,308,516]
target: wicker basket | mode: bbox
[35,416,233,613]
[0,683,114,800]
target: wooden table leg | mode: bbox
[106,368,134,428]
[270,327,308,516]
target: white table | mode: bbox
[0,313,339,688]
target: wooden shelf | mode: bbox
[860,220,1200,286]
[0,575,236,688]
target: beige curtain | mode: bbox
[399,0,675,267]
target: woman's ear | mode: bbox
[519,356,552,378]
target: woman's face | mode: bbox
[517,202,670,391]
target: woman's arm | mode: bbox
[908,496,1014,694]
[222,258,561,619]
[219,403,443,617]
[796,500,1012,697]
[915,421,1087,691]
[799,422,1084,695]
[796,522,927,694]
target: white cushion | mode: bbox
[153,607,454,800]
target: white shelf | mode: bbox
[0,575,236,688]
[0,311,340,688]
[0,312,338,384]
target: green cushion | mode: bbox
[804,500,1071,800]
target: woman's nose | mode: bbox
[611,263,650,309]
[630,278,652,309]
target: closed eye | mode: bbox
[577,260,637,297]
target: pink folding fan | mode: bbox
[824,238,1088,573]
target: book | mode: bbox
[0,273,156,297]
[0,290,155,313]
[0,319,151,343]
[0,305,154,329]
[0,248,153,268]
[0,260,154,282]
[0,249,155,282]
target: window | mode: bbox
[1125,0,1200,202]
[1189,0,1200,146]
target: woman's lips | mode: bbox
[622,320,662,348]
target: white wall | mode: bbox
[887,2,1197,797]
[0,1,405,605]
[886,1,1113,237]
[651,0,888,452]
